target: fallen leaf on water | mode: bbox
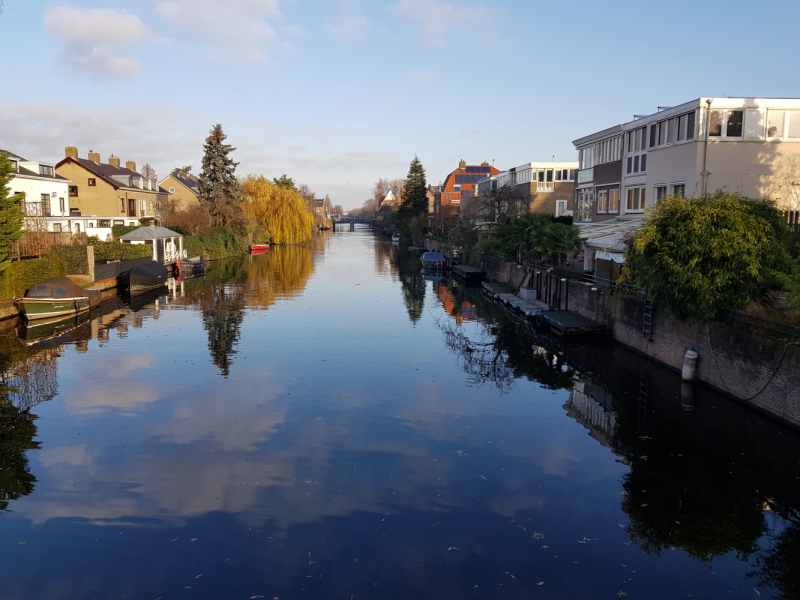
[194,574,202,579]
[18,540,26,545]
[537,582,544,586]
[448,546,459,551]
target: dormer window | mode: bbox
[9,160,18,172]
[39,165,54,177]
[88,178,96,186]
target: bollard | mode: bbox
[682,347,699,381]
[681,381,696,411]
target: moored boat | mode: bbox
[119,262,169,294]
[421,251,446,270]
[179,255,206,273]
[250,244,269,252]
[16,277,101,321]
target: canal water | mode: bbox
[0,226,799,599]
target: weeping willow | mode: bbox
[241,175,314,244]
[246,245,315,309]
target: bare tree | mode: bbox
[140,163,158,183]
[389,178,405,200]
[463,183,528,227]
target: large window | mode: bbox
[726,111,743,137]
[658,121,667,145]
[649,124,657,148]
[38,165,54,177]
[626,187,646,212]
[59,198,65,213]
[677,114,687,141]
[687,111,696,139]
[672,184,686,196]
[120,198,125,212]
[709,111,723,136]
[40,193,51,217]
[575,189,593,222]
[768,111,785,137]
[98,220,111,228]
[609,189,620,212]
[597,190,607,213]
[789,113,800,139]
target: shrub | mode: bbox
[111,225,139,240]
[92,241,152,261]
[621,193,790,321]
[0,256,67,300]
[48,245,89,275]
[164,206,213,236]
[182,227,248,260]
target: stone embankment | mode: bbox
[425,241,800,428]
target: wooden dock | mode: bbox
[482,281,516,295]
[496,293,550,316]
[539,311,605,337]
[452,265,485,284]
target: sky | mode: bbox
[1,0,799,210]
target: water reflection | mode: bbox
[0,234,799,599]
[392,247,425,323]
[0,399,39,512]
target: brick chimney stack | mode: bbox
[65,147,78,159]
[88,151,101,164]
[108,155,121,167]
[126,161,136,172]
[459,159,466,169]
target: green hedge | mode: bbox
[111,225,139,240]
[92,241,152,261]
[0,257,67,301]
[183,227,248,260]
[49,245,89,275]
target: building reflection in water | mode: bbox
[432,279,800,597]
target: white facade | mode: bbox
[5,153,72,233]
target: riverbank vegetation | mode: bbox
[621,193,800,322]
[241,175,314,244]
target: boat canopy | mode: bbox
[26,277,89,299]
[421,252,445,262]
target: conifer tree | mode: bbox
[0,153,25,273]
[273,174,297,191]
[399,155,427,217]
[198,125,243,227]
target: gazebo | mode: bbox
[119,226,186,264]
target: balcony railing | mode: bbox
[537,182,555,192]
[163,248,187,263]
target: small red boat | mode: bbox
[250,244,269,253]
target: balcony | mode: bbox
[537,182,555,192]
[577,168,594,185]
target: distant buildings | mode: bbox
[476,161,578,217]
[434,160,501,214]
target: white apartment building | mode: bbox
[572,97,800,272]
[3,149,72,232]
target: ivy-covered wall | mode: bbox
[49,246,89,275]
[92,241,152,261]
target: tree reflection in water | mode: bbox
[0,399,39,511]
[391,247,425,323]
[433,282,575,391]
[246,244,315,309]
[192,246,317,376]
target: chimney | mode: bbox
[65,147,78,159]
[126,161,136,172]
[108,155,121,168]
[88,151,100,164]
[459,159,466,169]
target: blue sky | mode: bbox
[1,0,799,209]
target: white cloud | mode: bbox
[387,0,489,40]
[0,101,209,188]
[324,14,370,43]
[156,0,283,62]
[44,6,148,76]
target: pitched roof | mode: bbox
[58,157,168,194]
[161,174,200,193]
[119,226,183,240]
[0,148,26,161]
[15,165,69,181]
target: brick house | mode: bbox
[55,147,170,236]
[158,173,200,214]
[435,160,501,213]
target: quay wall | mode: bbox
[426,239,800,427]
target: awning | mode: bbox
[577,216,645,252]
